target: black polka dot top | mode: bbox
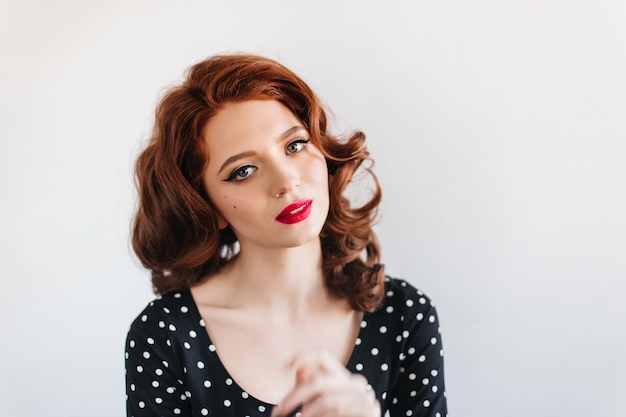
[125,277,448,417]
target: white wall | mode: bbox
[1,1,624,416]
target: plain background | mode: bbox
[1,1,625,416]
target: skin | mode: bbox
[190,100,380,417]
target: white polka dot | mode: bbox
[136,365,143,373]
[386,306,394,313]
[418,355,426,362]
[197,361,205,369]
[180,394,187,400]
[174,408,181,414]
[440,349,444,356]
[168,324,176,331]
[406,411,413,416]
[392,397,398,404]
[167,387,175,394]
[156,368,163,376]
[163,307,170,313]
[395,335,402,342]
[224,400,231,407]
[158,321,165,328]
[147,337,154,345]
[204,380,211,388]
[242,391,249,399]
[356,363,364,371]
[408,373,416,380]
[138,401,145,408]
[406,299,414,307]
[419,297,426,304]
[387,290,394,297]
[431,370,438,377]
[209,344,216,352]
[381,363,389,371]
[423,400,431,407]
[416,313,424,321]
[201,408,208,416]
[155,397,163,404]
[431,337,437,345]
[429,315,436,323]
[410,390,416,397]
[185,391,191,398]
[141,315,148,322]
[432,385,438,393]
[408,347,416,355]
[130,384,136,391]
[162,360,169,368]
[184,342,191,349]
[125,352,129,359]
[382,392,387,400]
[152,380,159,388]
[436,413,441,417]
[143,351,150,359]
[361,320,368,328]
[129,340,136,348]
[402,330,409,338]
[189,330,197,338]
[355,337,362,345]
[258,405,266,412]
[399,353,406,360]
[181,306,189,313]
[371,347,379,356]
[379,326,387,334]
[199,319,206,327]
[226,378,233,385]
[422,378,430,385]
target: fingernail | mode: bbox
[270,403,282,417]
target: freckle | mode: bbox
[233,205,236,209]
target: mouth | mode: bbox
[275,199,313,224]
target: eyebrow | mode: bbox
[216,125,307,175]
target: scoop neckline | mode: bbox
[180,288,369,407]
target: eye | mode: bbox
[286,138,310,154]
[226,165,256,182]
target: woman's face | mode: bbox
[201,100,329,252]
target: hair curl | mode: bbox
[132,53,385,311]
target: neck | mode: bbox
[221,238,330,312]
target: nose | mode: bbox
[269,161,300,198]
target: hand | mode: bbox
[270,351,381,417]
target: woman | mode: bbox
[126,54,447,417]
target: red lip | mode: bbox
[275,199,313,224]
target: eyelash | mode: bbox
[225,138,311,182]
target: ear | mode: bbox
[216,213,228,230]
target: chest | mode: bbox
[194,307,362,404]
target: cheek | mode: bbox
[215,193,253,219]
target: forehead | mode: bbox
[203,100,301,151]
[201,100,304,168]
[204,100,300,143]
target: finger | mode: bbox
[301,383,380,417]
[273,372,340,417]
[289,350,348,377]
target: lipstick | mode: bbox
[275,199,313,224]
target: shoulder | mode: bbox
[127,290,198,339]
[381,276,437,313]
[372,276,442,335]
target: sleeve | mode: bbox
[125,303,192,417]
[389,294,448,417]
